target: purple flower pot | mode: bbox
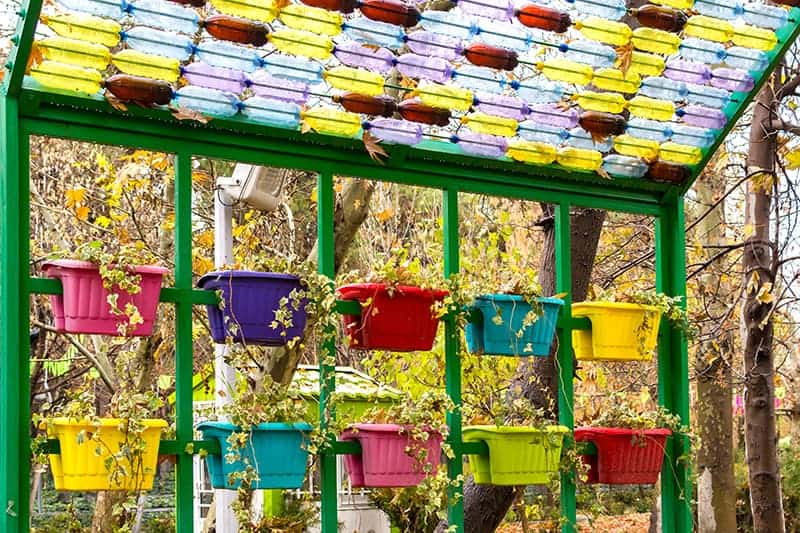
[198,271,307,346]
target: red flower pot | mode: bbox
[574,427,671,485]
[337,283,448,351]
[42,260,168,336]
[339,423,442,487]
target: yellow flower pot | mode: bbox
[571,302,661,361]
[46,418,167,491]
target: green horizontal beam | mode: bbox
[41,439,221,456]
[29,277,219,305]
[334,299,361,315]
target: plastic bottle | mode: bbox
[742,3,788,29]
[631,5,687,32]
[474,18,533,52]
[603,154,649,177]
[658,142,702,164]
[366,118,423,144]
[333,93,397,117]
[474,93,528,120]
[732,24,778,50]
[576,91,626,113]
[567,127,613,151]
[693,0,738,20]
[36,36,111,70]
[419,11,477,39]
[462,112,519,137]
[640,77,688,102]
[172,86,240,117]
[249,71,309,103]
[342,17,407,48]
[279,4,343,36]
[105,74,173,105]
[302,107,363,136]
[628,51,665,77]
[685,83,731,108]
[507,140,557,164]
[685,15,735,42]
[113,50,181,81]
[632,27,682,55]
[261,54,324,83]
[360,0,422,27]
[664,59,711,85]
[406,31,463,60]
[123,26,194,61]
[58,0,123,19]
[416,82,474,111]
[539,59,593,85]
[564,0,627,21]
[710,68,754,92]
[677,105,727,129]
[579,111,627,137]
[669,124,715,147]
[628,96,675,121]
[398,99,452,126]
[463,43,519,71]
[724,47,769,71]
[195,40,261,73]
[592,68,642,93]
[324,66,386,96]
[183,62,248,94]
[269,29,334,60]
[457,0,514,21]
[129,0,200,34]
[454,131,509,158]
[576,16,632,46]
[527,103,580,128]
[396,54,453,83]
[564,41,617,69]
[515,4,571,32]
[517,122,568,144]
[240,97,302,128]
[30,61,103,94]
[514,79,564,103]
[300,0,358,13]
[613,135,660,159]
[557,147,603,171]
[452,65,503,94]
[626,117,671,142]
[646,161,691,183]
[334,42,395,73]
[42,12,122,47]
[210,0,279,22]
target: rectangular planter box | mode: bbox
[571,302,661,361]
[574,427,671,484]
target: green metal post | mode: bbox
[554,204,576,533]
[655,197,691,533]
[443,188,463,532]
[317,171,338,533]
[174,152,195,532]
[0,96,31,533]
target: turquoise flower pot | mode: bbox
[197,421,312,489]
[465,295,563,356]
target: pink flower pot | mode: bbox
[42,260,168,336]
[340,423,442,487]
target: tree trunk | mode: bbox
[743,77,784,533]
[450,206,606,533]
[694,172,736,533]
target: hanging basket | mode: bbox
[339,423,443,487]
[463,425,567,485]
[45,417,167,491]
[41,260,168,336]
[337,284,448,351]
[198,271,307,346]
[196,421,312,489]
[465,295,563,356]
[574,427,671,484]
[571,302,661,361]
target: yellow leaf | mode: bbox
[786,149,800,169]
[192,170,212,183]
[756,282,775,304]
[65,188,86,208]
[95,215,111,228]
[309,186,317,203]
[75,206,90,221]
[375,207,394,223]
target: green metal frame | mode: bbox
[17,0,799,529]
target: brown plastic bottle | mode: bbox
[398,100,452,126]
[170,0,206,6]
[300,0,359,13]
[333,93,397,117]
[515,4,571,33]
[359,0,422,26]
[646,161,691,184]
[203,15,268,46]
[463,43,519,71]
[105,75,173,106]
[631,5,688,32]
[578,111,627,137]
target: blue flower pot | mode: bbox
[197,421,312,489]
[465,295,563,356]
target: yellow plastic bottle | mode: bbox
[112,50,181,82]
[539,59,593,86]
[649,0,693,10]
[557,147,603,171]
[507,140,557,165]
[323,66,385,96]
[30,61,103,95]
[732,24,778,51]
[302,107,362,136]
[659,142,702,164]
[269,29,334,60]
[575,17,632,46]
[684,16,734,43]
[613,134,660,159]
[41,13,121,47]
[36,37,111,71]
[416,82,474,112]
[576,91,626,113]
[632,27,681,55]
[627,52,665,77]
[279,4,342,36]
[210,0,279,22]
[628,95,675,121]
[462,113,519,137]
[592,68,642,93]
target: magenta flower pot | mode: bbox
[339,423,442,487]
[42,260,168,336]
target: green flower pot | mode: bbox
[463,425,568,485]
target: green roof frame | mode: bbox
[5,0,796,530]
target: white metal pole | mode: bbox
[214,185,239,532]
